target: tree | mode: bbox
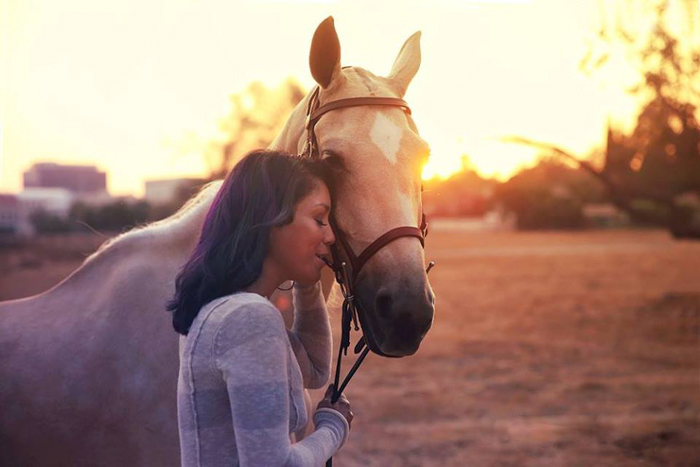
[423,156,498,217]
[493,157,606,229]
[69,200,150,233]
[146,179,207,222]
[209,79,306,178]
[29,209,74,234]
[511,0,700,237]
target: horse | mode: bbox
[0,17,434,466]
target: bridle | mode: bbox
[300,85,436,409]
[300,85,435,466]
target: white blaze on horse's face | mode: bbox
[370,113,402,165]
[314,96,427,245]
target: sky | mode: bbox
[1,0,698,197]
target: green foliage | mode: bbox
[146,180,207,223]
[69,200,150,233]
[585,0,700,202]
[29,209,75,234]
[30,195,202,235]
[493,159,605,229]
[211,79,306,178]
[628,198,671,225]
[423,158,497,217]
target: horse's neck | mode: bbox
[18,181,222,304]
[12,91,310,306]
[15,91,314,303]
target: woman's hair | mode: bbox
[167,149,335,335]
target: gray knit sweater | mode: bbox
[177,283,349,466]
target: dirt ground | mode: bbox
[0,233,109,301]
[2,228,699,466]
[323,228,700,466]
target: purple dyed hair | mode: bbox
[167,149,335,335]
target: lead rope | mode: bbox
[325,258,435,467]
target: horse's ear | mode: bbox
[387,31,421,97]
[309,16,342,89]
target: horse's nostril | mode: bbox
[418,314,433,336]
[375,289,393,319]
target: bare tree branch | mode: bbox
[502,136,700,238]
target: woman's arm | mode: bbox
[214,304,347,466]
[287,282,333,389]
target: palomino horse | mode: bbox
[0,17,434,466]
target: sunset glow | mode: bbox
[1,0,698,195]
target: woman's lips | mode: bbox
[315,254,332,268]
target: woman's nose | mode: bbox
[324,226,335,245]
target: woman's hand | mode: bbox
[316,385,353,428]
[292,280,322,300]
[293,280,319,291]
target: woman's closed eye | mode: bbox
[316,218,328,227]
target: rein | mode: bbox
[299,86,435,466]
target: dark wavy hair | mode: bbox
[167,149,335,335]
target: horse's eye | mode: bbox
[321,151,346,171]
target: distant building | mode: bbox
[145,178,205,206]
[0,189,74,237]
[0,194,30,236]
[24,162,107,194]
[17,188,74,218]
[72,190,121,207]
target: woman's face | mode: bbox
[269,182,335,285]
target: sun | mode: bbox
[420,136,542,182]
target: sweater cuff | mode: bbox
[313,408,350,450]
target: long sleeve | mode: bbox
[214,303,347,467]
[286,282,333,390]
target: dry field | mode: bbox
[323,228,700,466]
[0,233,109,301]
[2,228,699,466]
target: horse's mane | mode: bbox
[83,180,223,265]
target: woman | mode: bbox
[168,149,352,466]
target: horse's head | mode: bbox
[302,18,434,357]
